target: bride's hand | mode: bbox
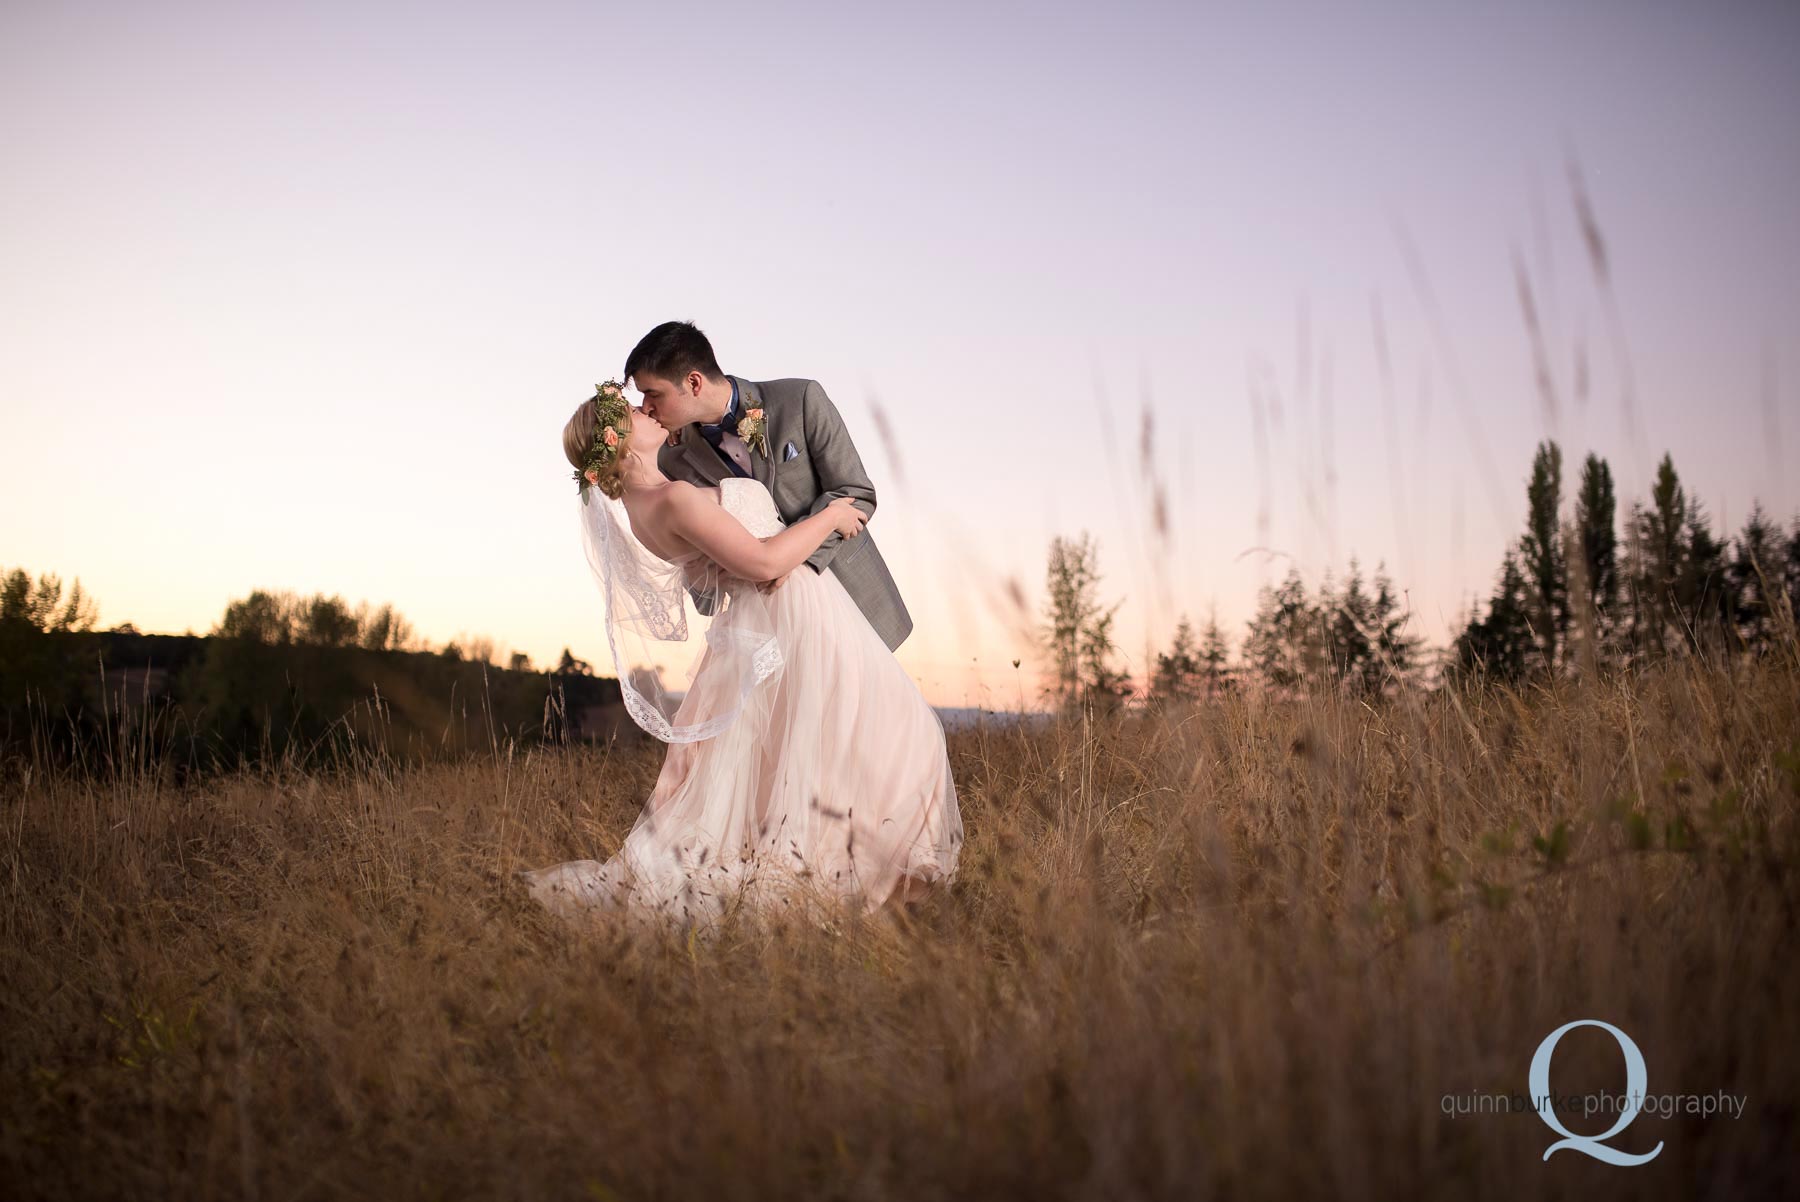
[826,496,867,538]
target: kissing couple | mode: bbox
[519,321,963,932]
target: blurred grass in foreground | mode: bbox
[2,645,1797,1199]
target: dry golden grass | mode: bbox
[3,652,1798,1199]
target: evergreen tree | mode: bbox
[1039,532,1128,713]
[215,589,295,644]
[1452,548,1533,683]
[1729,503,1785,653]
[0,567,99,633]
[1079,598,1132,713]
[1676,501,1732,654]
[1625,453,1688,658]
[301,593,360,647]
[1520,440,1569,672]
[1198,606,1232,695]
[1150,615,1203,706]
[1460,441,1799,674]
[355,602,416,652]
[216,588,417,651]
[555,647,593,675]
[1574,452,1618,651]
[1244,568,1324,690]
[1371,562,1424,686]
[0,567,102,715]
[1042,533,1098,707]
[1325,559,1378,693]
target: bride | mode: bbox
[519,380,963,932]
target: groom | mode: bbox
[624,320,913,652]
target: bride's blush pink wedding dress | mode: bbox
[520,477,962,929]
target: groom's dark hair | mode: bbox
[623,321,725,387]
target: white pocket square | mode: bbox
[781,441,799,461]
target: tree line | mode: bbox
[1037,444,1799,713]
[0,568,593,678]
[1451,447,1797,680]
[0,571,616,774]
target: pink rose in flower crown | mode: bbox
[571,376,632,506]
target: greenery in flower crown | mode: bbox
[572,379,632,505]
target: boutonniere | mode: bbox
[736,406,769,458]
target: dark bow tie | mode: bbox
[697,395,749,477]
[699,394,740,435]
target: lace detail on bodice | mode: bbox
[718,477,785,538]
[668,478,786,576]
[714,481,787,683]
[667,478,786,568]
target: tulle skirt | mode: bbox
[519,563,962,933]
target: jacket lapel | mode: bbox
[672,377,768,486]
[737,377,773,489]
[676,426,727,485]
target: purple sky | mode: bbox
[3,0,1797,705]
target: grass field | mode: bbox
[4,649,1797,1199]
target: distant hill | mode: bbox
[933,706,1053,733]
[0,627,629,776]
[2,624,1064,775]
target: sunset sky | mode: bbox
[4,0,1797,708]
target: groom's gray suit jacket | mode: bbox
[657,375,913,652]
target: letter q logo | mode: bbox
[1529,1019,1664,1166]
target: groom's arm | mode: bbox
[798,379,877,573]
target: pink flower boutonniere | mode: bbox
[737,406,769,458]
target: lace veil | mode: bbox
[577,487,783,742]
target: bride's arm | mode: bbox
[660,486,866,582]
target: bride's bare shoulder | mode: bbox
[657,479,721,512]
[642,480,721,532]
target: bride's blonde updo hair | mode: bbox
[563,381,633,502]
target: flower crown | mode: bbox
[572,379,631,505]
